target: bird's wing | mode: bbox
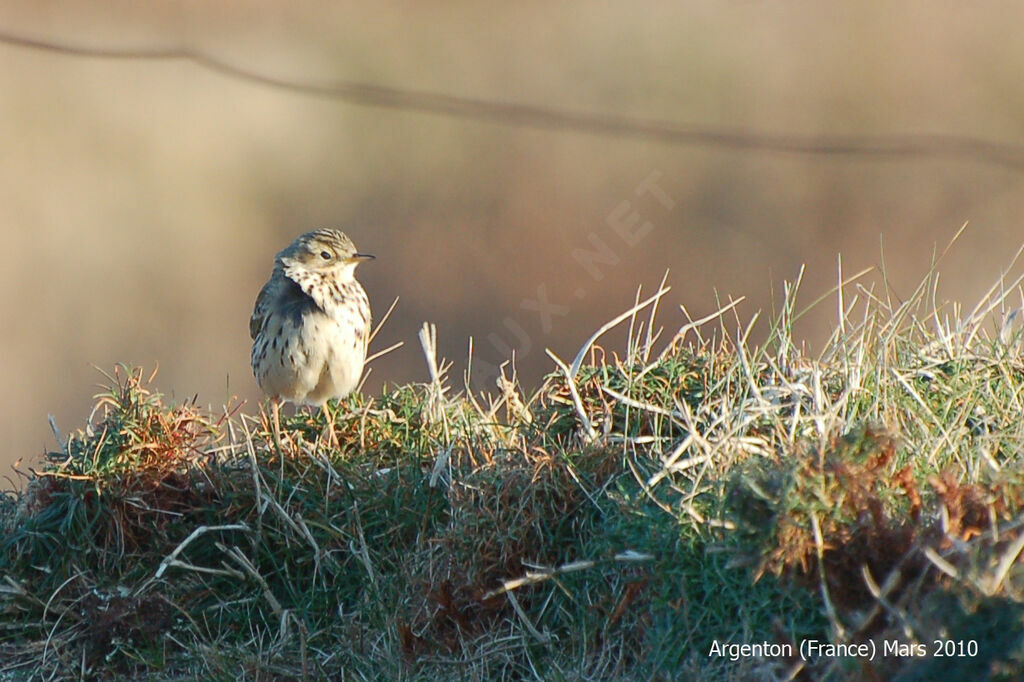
[250,277,277,340]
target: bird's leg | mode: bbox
[271,396,284,456]
[321,401,339,450]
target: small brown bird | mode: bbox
[250,229,373,447]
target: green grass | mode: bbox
[3,254,1024,680]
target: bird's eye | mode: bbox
[320,251,332,260]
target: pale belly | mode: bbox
[254,310,366,406]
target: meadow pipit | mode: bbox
[250,229,373,447]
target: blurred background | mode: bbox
[2,2,1023,474]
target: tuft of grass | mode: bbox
[4,245,1024,680]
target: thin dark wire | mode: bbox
[4,30,1024,171]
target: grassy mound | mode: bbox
[3,260,1024,680]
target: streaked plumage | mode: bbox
[250,229,373,443]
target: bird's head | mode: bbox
[278,228,374,283]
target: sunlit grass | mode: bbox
[3,253,1024,680]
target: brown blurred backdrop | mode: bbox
[2,2,1023,474]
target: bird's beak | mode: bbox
[350,253,375,263]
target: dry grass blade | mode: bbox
[546,348,598,442]
[568,284,670,378]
